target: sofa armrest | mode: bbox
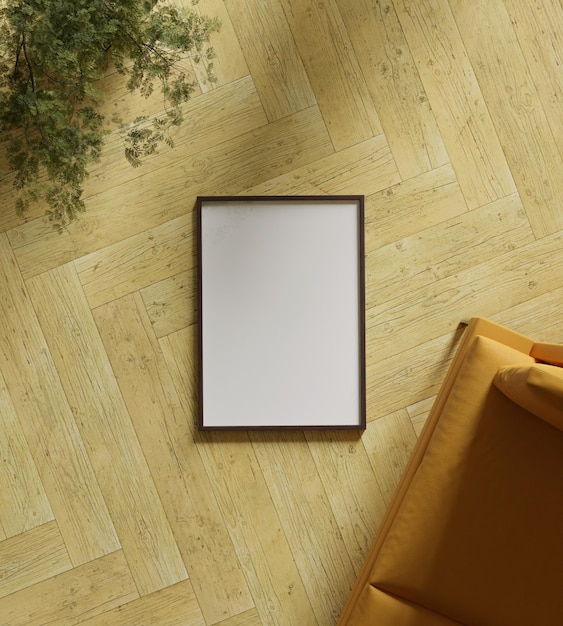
[530,342,563,366]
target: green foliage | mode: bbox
[0,0,219,230]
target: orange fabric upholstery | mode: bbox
[494,363,563,430]
[346,586,463,625]
[530,342,563,366]
[338,318,563,626]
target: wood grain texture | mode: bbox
[186,0,248,91]
[394,0,517,208]
[159,325,200,424]
[250,432,356,625]
[93,293,253,624]
[78,580,205,626]
[282,0,382,149]
[214,609,263,626]
[244,135,400,197]
[362,410,418,505]
[0,235,119,566]
[366,328,467,418]
[75,214,194,310]
[0,522,71,599]
[491,286,563,343]
[26,264,188,595]
[140,268,197,338]
[504,0,563,150]
[223,0,316,120]
[366,193,534,303]
[366,230,563,363]
[0,370,53,538]
[337,0,449,178]
[449,0,563,237]
[407,396,436,436]
[0,551,138,626]
[305,431,388,575]
[196,432,319,626]
[364,163,467,252]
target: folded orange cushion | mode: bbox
[530,342,563,366]
[494,363,563,430]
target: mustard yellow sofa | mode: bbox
[338,317,563,626]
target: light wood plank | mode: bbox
[75,214,194,310]
[215,609,263,626]
[85,77,264,205]
[407,396,436,436]
[0,234,120,566]
[96,59,201,129]
[224,0,316,120]
[200,434,319,626]
[250,432,357,625]
[0,199,43,236]
[504,0,563,150]
[362,410,418,505]
[0,551,138,626]
[26,264,188,596]
[364,163,467,252]
[491,287,563,343]
[8,76,268,279]
[366,193,534,304]
[196,432,319,626]
[337,0,449,178]
[179,104,332,194]
[140,268,196,338]
[183,0,249,90]
[0,370,54,538]
[305,432,387,574]
[94,294,254,624]
[366,328,466,419]
[394,0,516,208]
[78,580,205,626]
[366,230,563,363]
[244,135,400,197]
[449,0,563,237]
[282,0,382,149]
[159,325,200,423]
[0,522,72,599]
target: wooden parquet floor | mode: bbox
[0,1,561,624]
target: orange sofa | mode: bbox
[338,317,563,626]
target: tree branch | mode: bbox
[21,32,35,91]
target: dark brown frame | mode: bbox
[197,195,366,430]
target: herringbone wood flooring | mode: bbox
[0,1,561,624]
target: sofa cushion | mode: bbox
[367,335,563,626]
[494,363,563,430]
[530,342,563,366]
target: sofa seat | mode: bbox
[349,587,463,625]
[338,319,563,626]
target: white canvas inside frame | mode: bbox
[199,197,364,429]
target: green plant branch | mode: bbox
[0,0,220,231]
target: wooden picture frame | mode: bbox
[197,196,366,430]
